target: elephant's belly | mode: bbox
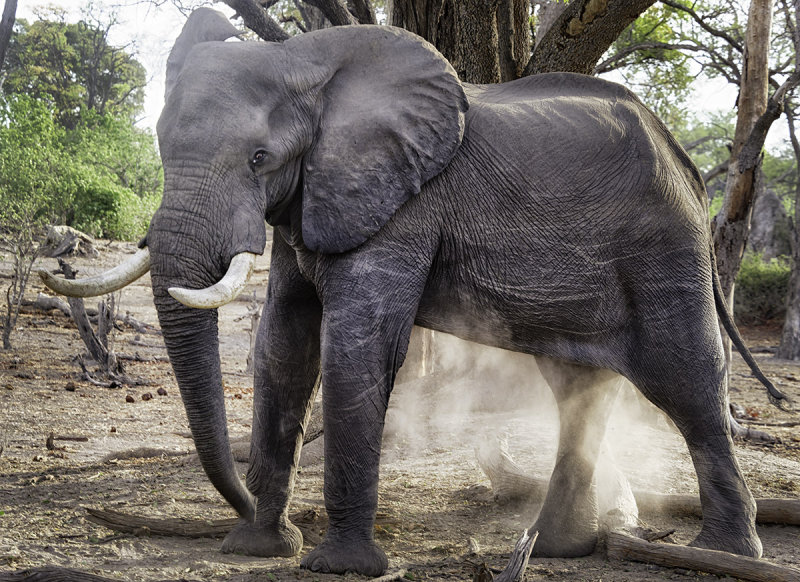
[414,275,630,369]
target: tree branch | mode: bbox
[739,69,800,173]
[220,0,290,41]
[525,0,658,76]
[347,0,375,24]
[303,0,358,26]
[594,40,707,74]
[660,0,745,54]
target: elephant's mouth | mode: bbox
[265,165,302,227]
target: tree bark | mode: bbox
[391,0,508,84]
[525,0,657,75]
[497,0,532,81]
[0,0,16,74]
[452,0,501,83]
[387,0,444,43]
[778,2,800,359]
[713,0,773,298]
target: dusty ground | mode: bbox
[0,240,799,581]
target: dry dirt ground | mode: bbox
[0,240,799,582]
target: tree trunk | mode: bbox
[712,0,773,374]
[779,104,800,358]
[714,1,773,294]
[390,0,530,84]
[497,0,532,81]
[525,0,658,75]
[0,0,16,74]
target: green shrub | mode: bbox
[70,177,159,241]
[734,252,791,325]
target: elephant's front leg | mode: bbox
[222,238,322,558]
[301,258,425,576]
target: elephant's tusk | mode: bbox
[168,252,257,309]
[39,247,151,297]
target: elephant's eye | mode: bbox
[251,150,268,166]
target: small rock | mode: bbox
[125,395,135,403]
[157,387,168,396]
[110,426,117,433]
[32,455,44,462]
[141,392,153,401]
[65,382,77,392]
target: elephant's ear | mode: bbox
[288,26,468,254]
[165,8,241,99]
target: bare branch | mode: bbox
[660,0,745,54]
[347,0,375,24]
[704,159,730,184]
[738,70,800,173]
[220,0,290,41]
[595,40,707,74]
[303,0,357,26]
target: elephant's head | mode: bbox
[41,9,467,518]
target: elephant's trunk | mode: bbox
[153,293,256,521]
[147,189,257,520]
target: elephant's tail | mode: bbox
[712,253,792,410]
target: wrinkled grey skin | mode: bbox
[149,8,772,576]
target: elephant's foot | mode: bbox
[530,521,598,558]
[300,536,388,576]
[221,518,302,557]
[690,527,762,558]
[530,498,598,558]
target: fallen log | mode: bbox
[632,492,800,526]
[476,440,800,526]
[606,531,800,582]
[85,506,324,546]
[475,439,546,502]
[85,507,236,538]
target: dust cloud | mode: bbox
[382,327,691,523]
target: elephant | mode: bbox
[41,8,790,577]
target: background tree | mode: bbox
[0,7,162,240]
[0,95,69,349]
[1,5,146,128]
[215,0,658,83]
[0,0,15,75]
[0,6,163,349]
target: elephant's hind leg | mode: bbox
[530,359,623,557]
[629,323,761,558]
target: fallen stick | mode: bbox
[372,569,408,582]
[606,531,800,582]
[494,530,538,582]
